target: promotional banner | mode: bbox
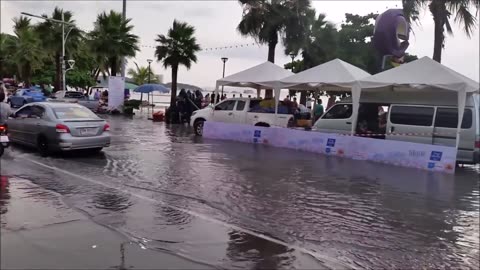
[108,76,125,111]
[203,121,457,174]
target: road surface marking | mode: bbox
[22,156,346,269]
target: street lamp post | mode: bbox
[221,57,228,97]
[21,12,74,91]
[289,53,295,72]
[146,59,153,104]
[120,0,127,78]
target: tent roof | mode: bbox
[279,58,371,90]
[216,61,293,89]
[359,56,479,93]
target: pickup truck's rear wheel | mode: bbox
[255,122,270,127]
[194,119,205,136]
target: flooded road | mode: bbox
[1,114,479,269]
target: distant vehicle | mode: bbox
[313,92,480,164]
[48,91,99,111]
[7,102,110,156]
[190,98,294,136]
[7,88,46,108]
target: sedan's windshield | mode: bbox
[53,106,98,119]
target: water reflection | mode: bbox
[226,230,293,269]
[0,175,10,217]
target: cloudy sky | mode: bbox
[1,0,479,89]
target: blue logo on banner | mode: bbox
[430,151,443,161]
[327,138,336,147]
[325,148,331,153]
[254,130,262,138]
[428,162,435,169]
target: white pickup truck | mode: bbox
[190,98,294,136]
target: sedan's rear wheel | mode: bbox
[194,120,205,136]
[37,136,49,157]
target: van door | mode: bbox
[313,103,352,134]
[387,105,435,144]
[433,107,475,162]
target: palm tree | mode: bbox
[6,17,45,87]
[35,7,82,91]
[0,33,17,78]
[88,10,139,76]
[154,20,200,108]
[237,0,313,98]
[127,62,157,85]
[403,0,478,63]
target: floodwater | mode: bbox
[1,113,479,269]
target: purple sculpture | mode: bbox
[373,9,410,62]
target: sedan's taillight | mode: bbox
[56,124,70,133]
[103,123,110,131]
[475,140,480,149]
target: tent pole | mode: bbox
[351,83,361,135]
[456,90,467,149]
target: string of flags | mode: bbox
[139,42,259,52]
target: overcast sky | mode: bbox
[1,0,479,89]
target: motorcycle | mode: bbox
[0,124,9,157]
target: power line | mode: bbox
[139,42,259,52]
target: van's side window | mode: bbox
[322,104,352,119]
[390,106,434,126]
[435,108,472,129]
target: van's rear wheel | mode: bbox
[194,119,205,136]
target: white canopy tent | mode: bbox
[215,62,293,111]
[279,58,371,133]
[357,56,479,149]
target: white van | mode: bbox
[314,91,480,164]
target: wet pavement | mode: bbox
[1,113,479,269]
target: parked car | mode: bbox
[48,91,99,111]
[7,102,110,156]
[190,98,294,136]
[7,88,46,108]
[313,91,480,164]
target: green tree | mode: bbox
[6,17,45,87]
[237,0,313,98]
[154,20,201,108]
[402,0,479,63]
[88,10,139,76]
[35,7,83,91]
[0,33,17,78]
[127,63,158,85]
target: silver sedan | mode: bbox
[7,102,110,156]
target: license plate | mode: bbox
[0,136,8,143]
[78,128,97,136]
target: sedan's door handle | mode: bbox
[390,126,395,133]
[346,122,352,124]
[228,112,233,116]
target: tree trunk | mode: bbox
[170,65,178,108]
[431,1,446,63]
[110,57,118,76]
[265,40,277,99]
[54,51,61,92]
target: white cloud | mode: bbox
[1,0,478,88]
